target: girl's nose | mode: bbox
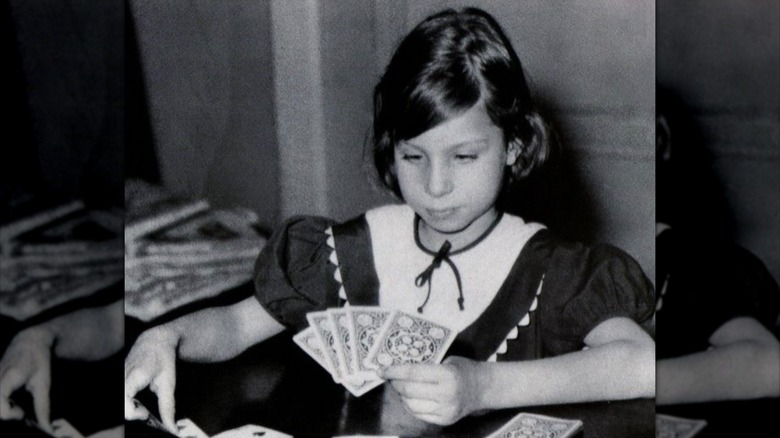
[426,162,454,198]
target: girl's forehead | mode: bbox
[403,104,501,148]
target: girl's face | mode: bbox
[395,104,519,248]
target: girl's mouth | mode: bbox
[426,208,458,220]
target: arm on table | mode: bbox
[124,296,285,432]
[382,316,655,425]
[0,299,124,432]
[657,316,780,405]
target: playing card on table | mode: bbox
[176,418,209,438]
[364,310,456,369]
[307,310,346,382]
[292,326,337,379]
[484,412,583,438]
[50,419,84,438]
[347,306,393,378]
[211,424,293,438]
[656,414,707,438]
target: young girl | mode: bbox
[124,7,655,431]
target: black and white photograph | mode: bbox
[1,0,778,437]
[122,1,655,437]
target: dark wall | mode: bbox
[3,0,124,212]
[658,0,780,284]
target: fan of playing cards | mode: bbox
[293,306,458,397]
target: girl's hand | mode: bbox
[379,356,486,425]
[0,328,54,434]
[124,327,179,433]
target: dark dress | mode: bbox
[654,226,780,436]
[655,227,780,359]
[254,205,655,362]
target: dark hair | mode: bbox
[656,86,733,238]
[372,7,549,199]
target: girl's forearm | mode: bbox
[29,300,124,361]
[153,296,285,362]
[476,340,655,410]
[656,340,780,405]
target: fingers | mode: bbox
[150,375,176,433]
[399,397,455,426]
[28,372,52,433]
[390,379,440,401]
[0,399,24,421]
[380,363,445,382]
[124,368,150,421]
[401,397,439,415]
[0,367,26,421]
[124,398,149,422]
[414,413,452,426]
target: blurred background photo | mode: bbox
[655,0,780,436]
[1,0,124,437]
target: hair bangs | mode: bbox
[395,63,483,141]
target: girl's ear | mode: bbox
[506,140,522,166]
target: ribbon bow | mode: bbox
[414,240,464,313]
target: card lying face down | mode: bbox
[655,414,707,438]
[293,306,456,397]
[484,412,583,438]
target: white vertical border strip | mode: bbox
[270,0,329,219]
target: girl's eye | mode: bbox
[402,154,423,162]
[454,154,478,162]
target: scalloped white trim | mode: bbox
[518,313,530,326]
[324,226,348,301]
[491,275,545,361]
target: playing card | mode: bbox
[364,310,456,369]
[324,307,386,397]
[484,412,583,438]
[211,424,293,438]
[656,414,707,438]
[332,436,399,438]
[340,374,386,397]
[347,306,394,377]
[307,310,346,382]
[176,418,208,438]
[292,326,337,378]
[327,307,357,378]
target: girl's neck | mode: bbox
[416,208,503,254]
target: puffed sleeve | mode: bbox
[541,241,655,353]
[705,243,780,331]
[253,216,342,332]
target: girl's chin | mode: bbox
[419,216,471,236]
